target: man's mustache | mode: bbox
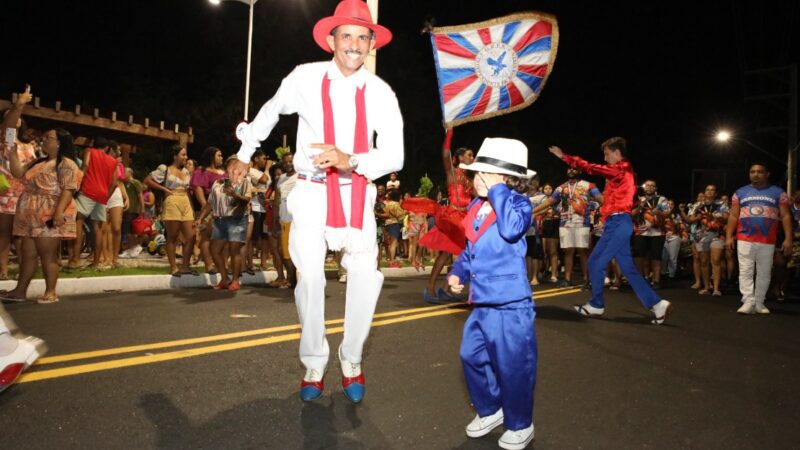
[345,50,363,56]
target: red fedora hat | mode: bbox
[312,0,392,53]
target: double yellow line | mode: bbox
[19,287,579,384]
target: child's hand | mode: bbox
[447,275,464,294]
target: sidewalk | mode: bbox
[0,253,433,298]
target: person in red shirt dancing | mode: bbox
[418,129,474,303]
[548,137,673,324]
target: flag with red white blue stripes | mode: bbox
[430,12,559,128]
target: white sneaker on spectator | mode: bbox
[753,303,770,314]
[118,249,132,259]
[465,408,504,438]
[129,246,143,258]
[498,424,534,450]
[737,303,755,315]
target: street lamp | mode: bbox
[715,130,730,142]
[209,0,259,121]
[714,129,785,166]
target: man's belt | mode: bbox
[297,172,354,186]
[297,173,326,184]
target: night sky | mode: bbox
[3,0,797,199]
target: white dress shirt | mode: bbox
[237,60,404,183]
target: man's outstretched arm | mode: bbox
[231,67,301,182]
[548,146,622,178]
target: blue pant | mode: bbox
[589,214,660,309]
[460,300,537,431]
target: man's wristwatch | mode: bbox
[348,154,360,169]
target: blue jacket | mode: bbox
[449,184,533,306]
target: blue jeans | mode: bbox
[211,216,248,243]
[589,214,660,309]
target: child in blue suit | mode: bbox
[447,137,537,450]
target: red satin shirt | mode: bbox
[561,154,636,220]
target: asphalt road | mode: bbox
[2,276,799,449]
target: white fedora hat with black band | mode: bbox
[459,137,536,179]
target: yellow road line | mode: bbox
[37,303,458,365]
[19,308,467,383]
[537,288,582,298]
[534,287,572,295]
[37,288,574,366]
[21,289,581,383]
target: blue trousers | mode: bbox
[460,300,537,431]
[589,214,661,309]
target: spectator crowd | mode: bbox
[0,91,798,315]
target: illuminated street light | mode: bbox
[714,129,784,165]
[209,0,259,120]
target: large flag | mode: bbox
[430,12,559,128]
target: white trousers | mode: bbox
[661,236,681,277]
[737,241,775,306]
[287,180,383,371]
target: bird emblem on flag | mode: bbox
[429,12,559,128]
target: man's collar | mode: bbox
[327,59,368,87]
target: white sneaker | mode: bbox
[737,303,755,315]
[574,302,604,317]
[650,299,673,325]
[604,276,611,286]
[128,246,143,258]
[339,274,347,283]
[118,249,132,259]
[465,408,504,438]
[0,335,47,393]
[754,304,770,314]
[498,424,535,450]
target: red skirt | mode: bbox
[419,206,466,255]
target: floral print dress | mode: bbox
[13,158,83,238]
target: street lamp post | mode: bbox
[365,0,379,74]
[210,0,258,121]
[715,129,800,193]
[715,130,785,165]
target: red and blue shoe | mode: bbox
[299,368,324,401]
[0,335,46,394]
[339,346,365,403]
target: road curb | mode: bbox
[0,266,431,298]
